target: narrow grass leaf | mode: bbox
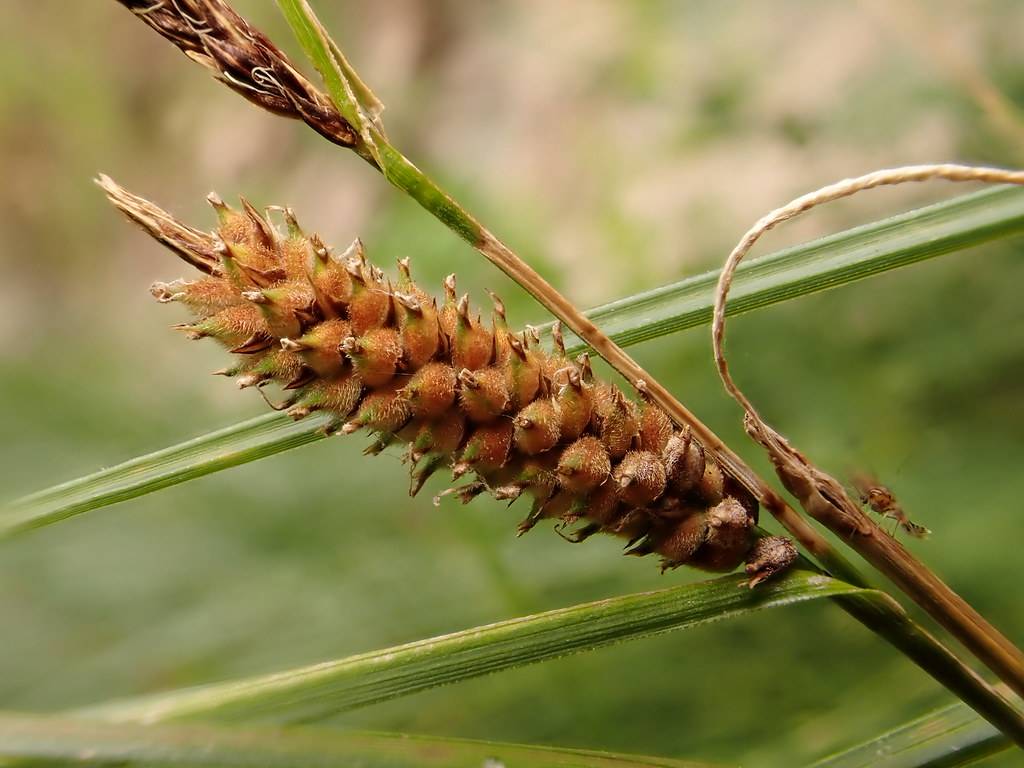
[0,712,721,768]
[6,186,1024,537]
[549,184,1024,351]
[2,412,332,536]
[82,571,857,724]
[276,0,384,165]
[807,701,1010,768]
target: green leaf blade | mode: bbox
[0,712,722,768]
[808,701,1010,768]
[553,185,1024,352]
[83,571,859,725]
[2,412,331,535]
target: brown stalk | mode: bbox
[712,164,1024,699]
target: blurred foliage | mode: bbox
[1,1,1022,766]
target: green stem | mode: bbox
[377,144,484,244]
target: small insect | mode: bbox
[851,472,930,538]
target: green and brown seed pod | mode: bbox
[99,175,797,587]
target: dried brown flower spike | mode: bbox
[98,175,797,586]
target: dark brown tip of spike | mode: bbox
[240,197,276,246]
[230,333,275,354]
[283,367,317,390]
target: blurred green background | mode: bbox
[2,1,1023,765]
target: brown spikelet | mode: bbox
[282,318,350,378]
[593,384,640,460]
[151,278,241,316]
[458,420,514,475]
[345,380,412,434]
[181,303,268,347]
[458,367,510,423]
[552,365,593,441]
[100,176,797,585]
[345,254,393,335]
[639,403,674,454]
[614,450,667,508]
[404,362,457,419]
[342,328,403,387]
[513,398,561,456]
[451,296,494,370]
[557,436,611,494]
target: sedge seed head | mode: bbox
[103,178,794,586]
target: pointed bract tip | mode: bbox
[282,206,300,230]
[241,289,268,304]
[206,191,227,211]
[287,405,312,421]
[310,233,330,262]
[340,336,360,355]
[230,333,274,354]
[236,373,262,389]
[94,173,121,196]
[493,485,522,501]
[486,289,506,318]
[341,237,365,264]
[150,281,187,303]
[172,322,203,340]
[508,336,527,359]
[394,292,421,312]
